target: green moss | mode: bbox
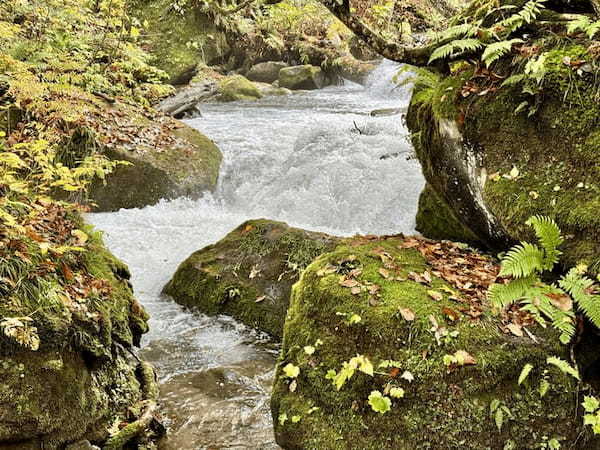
[271,237,595,449]
[164,219,338,338]
[217,75,263,101]
[416,183,482,244]
[131,0,230,83]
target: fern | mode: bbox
[489,216,600,344]
[429,39,484,63]
[499,242,545,278]
[489,274,538,309]
[482,38,524,67]
[567,16,600,39]
[560,267,600,327]
[431,22,481,43]
[526,215,563,269]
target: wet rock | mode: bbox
[65,440,100,450]
[271,235,596,449]
[331,55,377,85]
[164,219,339,339]
[246,61,289,83]
[254,82,292,97]
[406,44,600,272]
[217,75,263,101]
[86,102,222,211]
[278,65,329,90]
[369,107,404,117]
[415,183,481,245]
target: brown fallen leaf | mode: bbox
[428,290,443,301]
[506,323,523,337]
[378,268,390,279]
[545,292,573,312]
[442,306,460,322]
[339,278,359,288]
[455,350,476,366]
[351,286,361,295]
[399,307,415,321]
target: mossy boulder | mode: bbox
[416,183,482,245]
[86,101,222,211]
[271,235,599,449]
[164,219,339,338]
[246,61,289,83]
[406,43,600,272]
[278,65,329,90]
[131,0,230,84]
[217,75,263,102]
[0,222,153,449]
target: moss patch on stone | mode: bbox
[87,101,222,211]
[271,236,596,449]
[164,219,339,338]
[416,183,482,245]
[131,0,230,84]
[217,75,263,101]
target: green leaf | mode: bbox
[494,407,504,431]
[283,363,300,378]
[583,396,600,413]
[547,356,580,380]
[518,363,534,385]
[304,345,316,355]
[368,391,392,414]
[389,387,405,399]
[539,379,550,397]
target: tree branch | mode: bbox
[320,0,435,66]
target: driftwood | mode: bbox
[156,81,218,118]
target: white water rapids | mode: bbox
[88,61,425,449]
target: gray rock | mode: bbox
[278,65,329,90]
[65,440,100,450]
[246,61,288,83]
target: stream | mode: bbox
[88,60,425,449]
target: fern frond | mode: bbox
[481,38,523,67]
[525,215,563,270]
[489,274,539,309]
[499,242,545,278]
[432,22,481,43]
[429,39,484,63]
[560,268,600,328]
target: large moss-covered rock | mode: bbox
[278,65,329,90]
[0,224,153,449]
[271,236,598,449]
[217,75,263,101]
[131,0,230,84]
[407,43,600,272]
[164,219,339,338]
[86,101,222,211]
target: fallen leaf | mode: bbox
[442,306,460,321]
[339,278,359,288]
[506,323,523,337]
[546,292,573,312]
[399,307,415,321]
[378,268,390,279]
[255,295,266,303]
[454,350,476,366]
[428,290,443,301]
[351,286,361,295]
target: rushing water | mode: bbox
[88,61,425,449]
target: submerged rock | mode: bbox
[271,235,597,449]
[217,75,263,101]
[246,61,289,83]
[407,44,600,272]
[164,219,339,338]
[86,101,222,211]
[278,65,329,90]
